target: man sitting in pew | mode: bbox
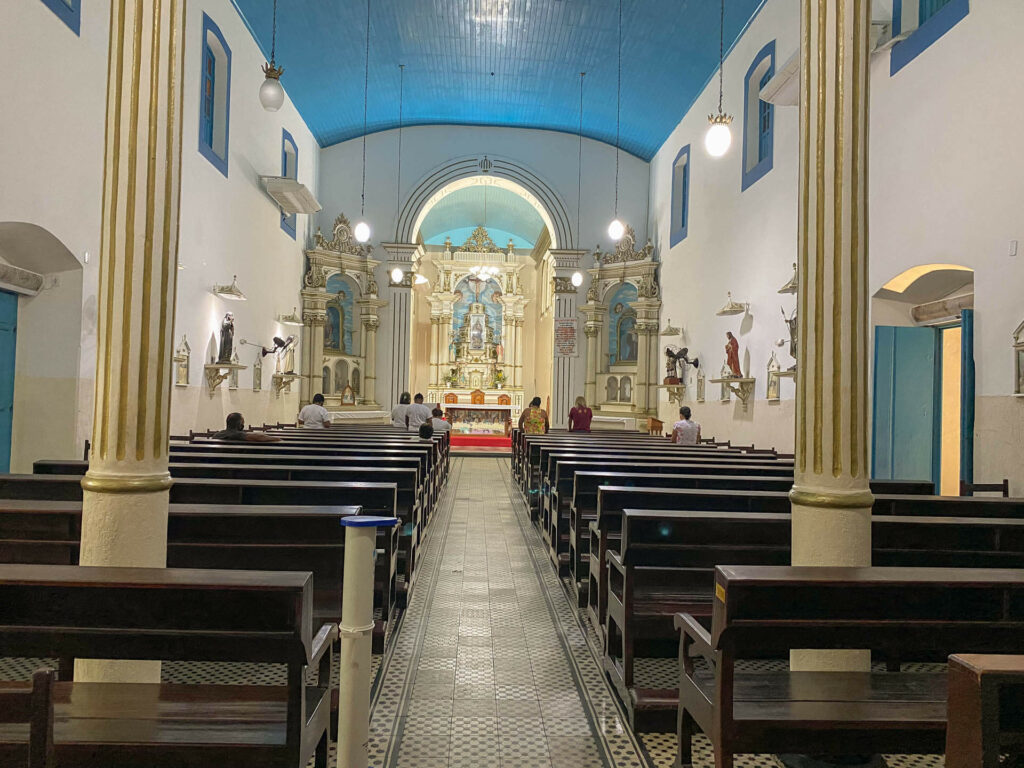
[212,412,281,442]
[297,393,332,429]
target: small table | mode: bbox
[947,654,1024,768]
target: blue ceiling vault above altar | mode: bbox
[230,0,766,160]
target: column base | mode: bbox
[790,484,872,673]
[77,481,170,683]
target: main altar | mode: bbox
[425,227,528,419]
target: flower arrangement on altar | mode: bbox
[492,370,507,389]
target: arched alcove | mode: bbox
[0,222,85,471]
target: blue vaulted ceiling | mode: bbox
[230,0,765,161]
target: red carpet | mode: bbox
[450,434,512,448]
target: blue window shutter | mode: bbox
[681,162,689,231]
[919,0,952,24]
[201,45,215,149]
[758,68,772,163]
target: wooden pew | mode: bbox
[587,485,1023,637]
[0,499,397,653]
[0,668,56,768]
[946,654,1024,768]
[0,564,336,768]
[605,508,1024,730]
[676,566,1024,768]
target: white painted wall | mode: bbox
[317,126,650,416]
[1,0,319,465]
[650,0,1024,488]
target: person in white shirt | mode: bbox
[406,393,433,432]
[429,407,451,433]
[297,393,331,428]
[391,392,411,428]
[670,406,701,445]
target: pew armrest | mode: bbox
[309,623,338,667]
[675,612,714,674]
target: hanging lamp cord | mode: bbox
[395,64,404,239]
[361,0,370,218]
[718,0,725,114]
[577,72,585,243]
[614,0,622,218]
[270,0,277,64]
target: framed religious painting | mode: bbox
[340,385,356,406]
[468,312,487,351]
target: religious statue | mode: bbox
[218,313,234,363]
[725,331,741,377]
[664,346,699,384]
[781,307,798,371]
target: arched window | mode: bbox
[890,0,968,76]
[280,129,298,238]
[619,376,632,402]
[198,13,231,177]
[669,145,691,247]
[742,41,775,192]
[40,0,80,34]
[322,366,331,394]
[605,377,619,403]
[351,368,361,395]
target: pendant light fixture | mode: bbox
[573,71,586,289]
[258,0,285,111]
[353,0,372,243]
[705,0,733,157]
[607,0,624,242]
[394,64,405,239]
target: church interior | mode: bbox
[2,0,1024,766]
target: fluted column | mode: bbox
[790,0,872,671]
[357,298,386,406]
[429,316,441,387]
[380,243,420,406]
[77,0,186,683]
[581,302,606,408]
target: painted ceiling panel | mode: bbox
[230,0,765,160]
[418,185,545,246]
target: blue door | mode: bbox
[0,291,17,473]
[872,326,941,488]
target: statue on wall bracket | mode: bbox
[781,306,798,371]
[725,332,741,378]
[218,313,234,363]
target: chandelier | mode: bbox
[469,265,500,279]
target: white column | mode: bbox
[380,243,420,406]
[78,0,186,683]
[790,0,873,671]
[357,298,386,407]
[549,249,586,427]
[581,302,605,408]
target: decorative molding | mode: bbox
[593,225,654,265]
[313,212,372,256]
[459,225,503,253]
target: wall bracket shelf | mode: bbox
[656,384,686,405]
[204,363,248,396]
[710,377,756,411]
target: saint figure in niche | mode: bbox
[471,319,484,348]
[725,331,742,377]
[617,315,638,363]
[218,312,234,363]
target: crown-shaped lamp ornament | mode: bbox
[258,0,285,111]
[479,155,493,173]
[705,0,733,157]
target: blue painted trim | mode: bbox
[340,516,399,528]
[197,13,231,178]
[741,40,775,192]
[668,144,691,247]
[892,0,904,35]
[280,129,297,239]
[890,0,968,76]
[929,330,943,492]
[959,309,975,485]
[40,0,80,35]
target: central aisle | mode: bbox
[367,457,652,768]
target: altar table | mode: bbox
[442,403,514,436]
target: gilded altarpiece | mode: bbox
[580,225,661,418]
[425,227,529,419]
[300,213,386,408]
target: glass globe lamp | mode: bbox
[607,219,625,241]
[353,221,371,243]
[259,64,285,112]
[571,272,584,287]
[390,267,404,284]
[704,114,733,157]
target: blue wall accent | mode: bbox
[40,0,80,35]
[198,13,231,178]
[669,145,690,247]
[280,129,298,239]
[890,0,969,76]
[230,0,765,159]
[325,273,357,355]
[0,292,17,473]
[741,40,775,192]
[606,283,638,365]
[871,325,942,487]
[960,309,975,486]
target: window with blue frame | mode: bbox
[40,0,80,35]
[890,0,969,76]
[197,13,231,177]
[669,145,691,247]
[742,40,775,192]
[281,130,298,238]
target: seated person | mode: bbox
[429,407,451,433]
[211,412,281,442]
[415,422,435,442]
[406,393,433,432]
[297,393,331,428]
